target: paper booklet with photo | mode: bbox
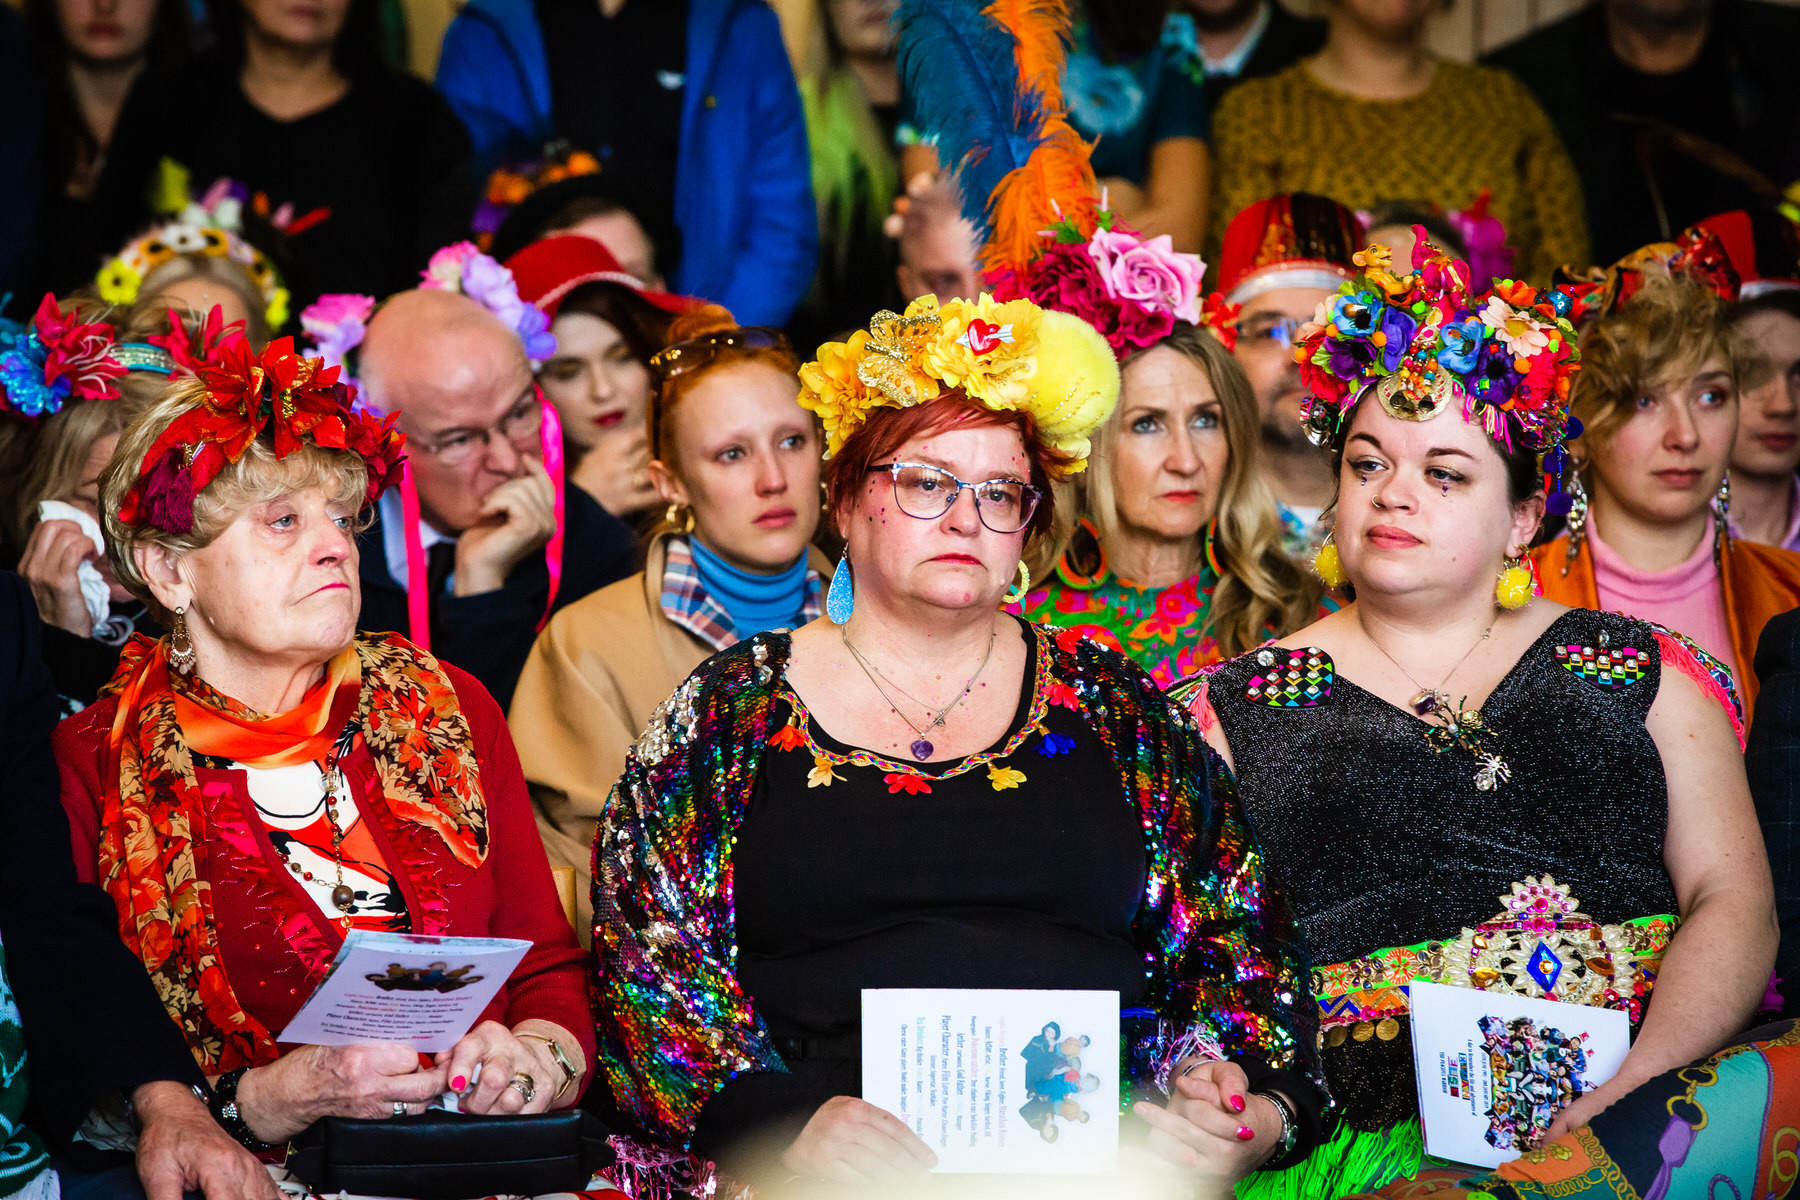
[1409,980,1631,1168]
[861,989,1120,1174]
[279,932,532,1052]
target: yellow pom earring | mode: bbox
[1312,535,1347,590]
[1496,554,1535,610]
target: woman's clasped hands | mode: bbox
[227,1021,572,1143]
[1132,1058,1284,1199]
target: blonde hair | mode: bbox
[139,254,271,345]
[1570,268,1743,458]
[1071,324,1321,656]
[101,378,369,620]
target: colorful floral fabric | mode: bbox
[96,631,487,1072]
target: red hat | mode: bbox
[504,235,693,319]
[1217,194,1366,305]
[1689,209,1800,299]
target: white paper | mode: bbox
[1409,980,1630,1168]
[861,988,1119,1174]
[278,932,531,1052]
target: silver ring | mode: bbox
[508,1072,536,1104]
[393,1101,407,1118]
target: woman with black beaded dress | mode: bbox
[1182,238,1783,1199]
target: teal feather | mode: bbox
[895,0,1049,238]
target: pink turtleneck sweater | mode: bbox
[1588,519,1738,681]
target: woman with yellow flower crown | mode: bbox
[1182,233,1786,1199]
[586,288,1327,1198]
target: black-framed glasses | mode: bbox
[648,326,790,380]
[870,462,1042,534]
[410,385,543,466]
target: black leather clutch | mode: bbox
[285,1109,614,1199]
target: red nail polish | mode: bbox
[451,1076,467,1091]
[1230,1094,1246,1113]
[1236,1126,1255,1141]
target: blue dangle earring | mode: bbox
[826,555,854,624]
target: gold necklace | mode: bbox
[841,625,996,761]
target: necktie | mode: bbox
[425,540,458,599]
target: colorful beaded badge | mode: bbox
[1245,647,1333,707]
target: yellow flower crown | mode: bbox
[96,222,290,330]
[798,295,1120,472]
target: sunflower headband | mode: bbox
[1297,232,1584,458]
[798,294,1120,472]
[97,221,290,330]
[118,336,405,536]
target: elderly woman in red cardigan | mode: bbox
[52,337,592,1156]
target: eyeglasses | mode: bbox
[648,326,790,380]
[1238,315,1304,350]
[870,462,1042,534]
[410,388,543,467]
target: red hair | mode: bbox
[652,303,801,462]
[824,393,1067,539]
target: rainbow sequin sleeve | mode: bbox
[1053,636,1323,1100]
[589,639,790,1148]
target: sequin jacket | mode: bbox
[590,625,1323,1148]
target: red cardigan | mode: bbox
[53,660,596,1089]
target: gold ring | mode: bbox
[508,1072,536,1104]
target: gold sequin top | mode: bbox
[1207,59,1591,285]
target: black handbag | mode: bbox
[285,1109,615,1199]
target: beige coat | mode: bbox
[507,535,833,941]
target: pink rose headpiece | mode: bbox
[986,208,1236,357]
[420,242,557,365]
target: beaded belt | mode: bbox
[1311,876,1676,1048]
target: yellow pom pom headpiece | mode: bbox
[798,293,1119,473]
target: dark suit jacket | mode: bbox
[0,573,203,1151]
[1748,607,1800,1016]
[1205,3,1326,104]
[356,486,637,711]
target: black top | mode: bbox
[93,56,476,314]
[535,0,686,245]
[1209,607,1680,1130]
[39,601,155,717]
[694,628,1150,1172]
[1486,1,1800,264]
[0,573,205,1152]
[354,485,636,711]
[1748,607,1800,1019]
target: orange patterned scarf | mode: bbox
[98,630,489,1072]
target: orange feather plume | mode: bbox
[977,0,1097,273]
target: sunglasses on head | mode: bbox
[648,326,790,380]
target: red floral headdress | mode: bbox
[0,293,128,420]
[117,335,406,536]
[147,304,248,376]
[1561,226,1740,325]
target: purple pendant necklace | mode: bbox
[842,624,996,761]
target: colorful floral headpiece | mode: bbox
[148,304,249,376]
[985,207,1240,355]
[117,336,405,536]
[472,150,602,251]
[1296,229,1584,467]
[96,219,290,330]
[1560,226,1740,325]
[799,293,1120,472]
[0,294,127,419]
[419,242,557,366]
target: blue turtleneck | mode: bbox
[689,538,810,637]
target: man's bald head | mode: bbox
[359,289,531,419]
[359,288,540,534]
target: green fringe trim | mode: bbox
[1236,1119,1426,1200]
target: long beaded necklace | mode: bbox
[841,624,996,760]
[269,720,361,913]
[1360,617,1511,791]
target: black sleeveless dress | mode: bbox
[1207,607,1681,1130]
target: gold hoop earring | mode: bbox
[1003,560,1032,607]
[168,606,197,676]
[665,503,695,534]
